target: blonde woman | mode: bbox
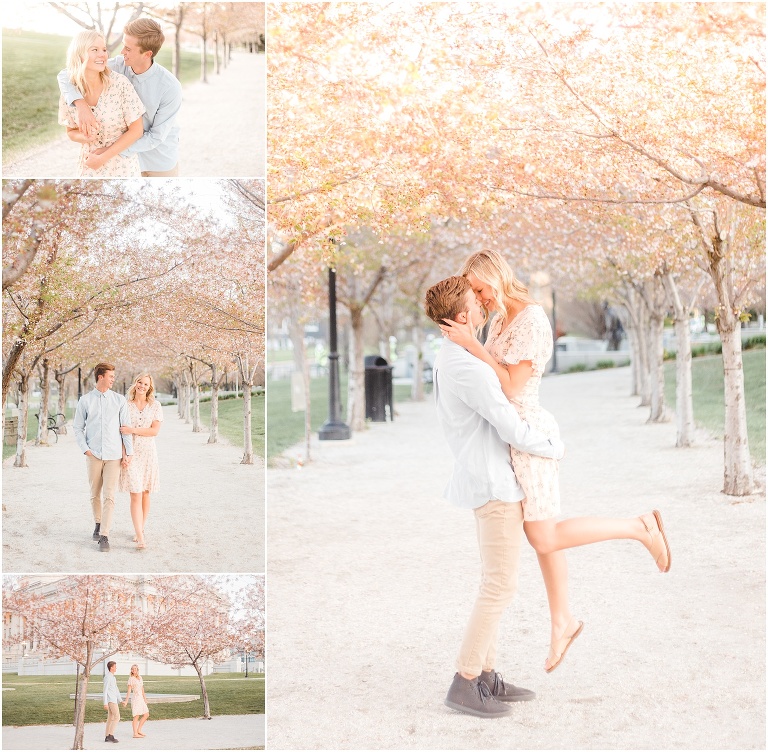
[119,373,163,549]
[440,249,671,672]
[58,30,145,176]
[123,664,149,738]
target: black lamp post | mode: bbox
[77,367,82,399]
[319,267,351,440]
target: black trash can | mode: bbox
[364,355,394,422]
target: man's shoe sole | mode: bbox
[444,699,512,718]
[496,691,536,702]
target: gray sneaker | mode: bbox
[444,673,512,718]
[92,523,101,541]
[98,535,110,552]
[479,670,535,702]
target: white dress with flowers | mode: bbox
[119,400,163,494]
[58,70,144,177]
[485,304,560,521]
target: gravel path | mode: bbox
[2,410,264,573]
[2,53,265,178]
[266,366,765,749]
[2,713,264,750]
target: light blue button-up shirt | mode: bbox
[58,57,181,171]
[103,671,123,705]
[433,338,564,509]
[73,389,133,461]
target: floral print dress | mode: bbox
[127,676,149,716]
[485,304,560,521]
[119,400,163,494]
[58,70,145,177]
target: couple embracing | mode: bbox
[57,18,181,177]
[426,250,672,718]
[73,363,163,552]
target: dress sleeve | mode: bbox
[118,75,146,125]
[58,95,77,128]
[501,306,549,375]
[154,402,164,422]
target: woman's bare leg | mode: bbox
[524,516,649,556]
[137,713,148,734]
[142,491,151,534]
[130,493,144,545]
[535,548,578,670]
[132,715,139,737]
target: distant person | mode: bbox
[119,373,164,550]
[123,664,150,738]
[73,363,133,553]
[58,18,182,177]
[103,660,122,744]
[58,30,145,176]
[440,250,671,673]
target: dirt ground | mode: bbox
[2,53,265,179]
[2,409,264,573]
[266,366,765,749]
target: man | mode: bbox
[73,363,133,553]
[424,276,565,719]
[103,661,122,743]
[57,18,182,176]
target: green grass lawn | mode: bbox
[198,394,265,459]
[266,371,414,460]
[2,29,210,158]
[2,672,263,727]
[3,405,74,461]
[664,348,765,461]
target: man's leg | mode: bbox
[99,460,122,538]
[87,456,105,526]
[141,165,179,177]
[445,500,525,718]
[457,500,524,676]
[106,701,120,739]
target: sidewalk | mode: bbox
[267,366,765,749]
[2,713,264,750]
[2,411,264,573]
[2,53,265,178]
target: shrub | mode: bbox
[595,360,615,369]
[743,335,766,350]
[663,350,676,361]
[566,363,587,373]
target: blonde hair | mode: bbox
[124,18,165,58]
[66,31,111,100]
[459,249,535,322]
[127,373,156,403]
[130,665,140,678]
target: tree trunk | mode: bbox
[635,301,651,406]
[346,308,366,431]
[719,319,754,495]
[36,359,50,446]
[201,35,208,83]
[410,324,424,401]
[214,31,220,74]
[3,339,26,411]
[56,371,68,434]
[191,366,203,433]
[15,373,30,467]
[194,662,212,719]
[71,652,91,750]
[241,381,253,464]
[208,364,219,444]
[646,310,667,423]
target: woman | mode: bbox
[58,30,145,176]
[120,373,163,549]
[123,664,150,738]
[441,249,671,672]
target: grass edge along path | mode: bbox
[1,673,264,727]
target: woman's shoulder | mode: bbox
[108,70,132,87]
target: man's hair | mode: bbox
[424,276,471,324]
[94,363,116,380]
[124,18,165,58]
[107,661,116,671]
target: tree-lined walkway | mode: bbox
[1,713,264,750]
[2,53,265,178]
[2,412,264,573]
[267,367,765,750]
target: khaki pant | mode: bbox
[141,164,179,177]
[105,701,120,736]
[456,500,524,676]
[87,456,121,538]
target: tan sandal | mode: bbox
[136,540,146,550]
[641,510,671,573]
[545,618,584,673]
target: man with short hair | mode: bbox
[103,660,122,743]
[424,276,565,719]
[57,18,182,176]
[73,363,133,553]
